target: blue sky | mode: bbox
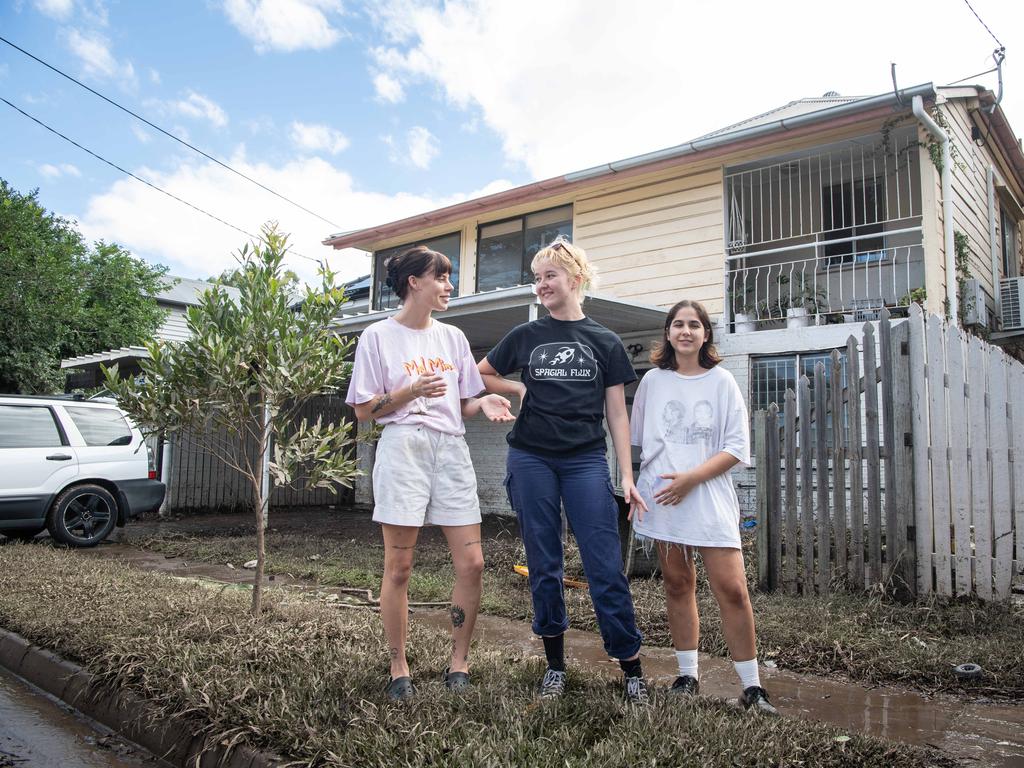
[2,0,1022,285]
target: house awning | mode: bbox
[60,346,150,371]
[330,285,666,350]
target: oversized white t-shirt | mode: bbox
[345,317,484,436]
[630,365,750,548]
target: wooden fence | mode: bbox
[161,394,356,513]
[755,304,1023,600]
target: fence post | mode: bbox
[847,335,865,589]
[989,346,1013,598]
[784,388,798,596]
[754,410,769,592]
[947,326,972,595]
[799,376,815,594]
[889,320,916,597]
[767,402,782,591]
[830,350,847,581]
[907,303,932,595]
[863,323,883,584]
[814,362,830,595]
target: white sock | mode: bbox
[733,658,761,690]
[675,649,699,680]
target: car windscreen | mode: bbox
[0,405,64,448]
[65,406,134,447]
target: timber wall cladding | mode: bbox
[165,395,356,512]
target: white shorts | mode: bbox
[372,423,481,527]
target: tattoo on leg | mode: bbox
[464,540,481,547]
[450,604,466,629]
[390,647,399,659]
[390,544,415,550]
[371,393,394,414]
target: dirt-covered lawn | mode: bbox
[0,544,958,768]
[122,509,1024,700]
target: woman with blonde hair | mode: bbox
[478,236,649,703]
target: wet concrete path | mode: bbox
[0,665,166,768]
[81,542,1024,768]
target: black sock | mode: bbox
[542,634,565,672]
[619,657,643,678]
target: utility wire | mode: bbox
[946,66,998,86]
[961,0,1003,48]
[0,34,342,230]
[1,96,325,265]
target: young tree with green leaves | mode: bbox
[105,224,359,617]
[0,179,169,393]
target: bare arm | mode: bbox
[605,384,647,516]
[352,374,445,423]
[477,357,527,402]
[655,452,740,506]
[461,394,515,422]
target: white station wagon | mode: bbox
[0,395,165,546]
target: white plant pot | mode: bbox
[734,312,757,333]
[786,307,810,328]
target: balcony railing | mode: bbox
[727,243,925,330]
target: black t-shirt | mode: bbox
[487,315,638,457]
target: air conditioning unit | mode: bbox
[1001,276,1024,331]
[961,278,988,327]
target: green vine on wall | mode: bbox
[921,106,968,175]
[953,230,990,339]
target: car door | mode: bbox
[0,403,79,524]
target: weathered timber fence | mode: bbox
[161,394,356,513]
[755,304,1023,600]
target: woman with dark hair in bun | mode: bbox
[346,245,514,702]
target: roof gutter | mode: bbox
[912,94,957,324]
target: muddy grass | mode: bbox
[122,513,1024,700]
[0,546,957,768]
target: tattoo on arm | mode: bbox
[371,393,394,414]
[450,604,466,629]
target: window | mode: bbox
[751,351,848,447]
[1000,208,1019,278]
[821,179,885,265]
[65,406,133,447]
[372,232,462,311]
[0,405,63,448]
[476,205,572,292]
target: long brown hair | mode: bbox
[649,299,721,370]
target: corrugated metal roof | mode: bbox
[157,276,241,306]
[691,94,863,141]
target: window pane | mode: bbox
[750,356,796,417]
[477,225,524,292]
[372,232,462,311]
[65,406,133,447]
[0,405,62,448]
[525,207,573,269]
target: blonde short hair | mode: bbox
[530,236,598,298]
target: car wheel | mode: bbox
[2,527,44,541]
[47,484,118,547]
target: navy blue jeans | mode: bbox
[506,446,642,660]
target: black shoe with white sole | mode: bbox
[739,685,778,714]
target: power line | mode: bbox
[961,0,1003,48]
[0,34,342,230]
[1,96,325,265]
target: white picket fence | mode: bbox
[908,304,1023,599]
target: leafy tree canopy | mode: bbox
[0,178,170,393]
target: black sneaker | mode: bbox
[538,668,566,699]
[443,667,471,692]
[739,685,778,715]
[624,675,650,705]
[668,675,699,697]
[385,676,415,703]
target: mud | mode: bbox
[79,541,1024,768]
[0,665,166,768]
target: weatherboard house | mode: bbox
[325,82,1024,518]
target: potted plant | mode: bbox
[784,273,825,328]
[732,272,758,333]
[897,287,927,315]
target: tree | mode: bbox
[0,179,169,393]
[214,264,300,291]
[105,224,359,617]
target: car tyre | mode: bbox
[2,527,44,541]
[47,484,118,547]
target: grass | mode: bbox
[129,523,1024,699]
[0,545,957,768]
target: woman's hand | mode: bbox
[654,471,699,506]
[480,394,515,422]
[410,374,447,399]
[624,480,648,522]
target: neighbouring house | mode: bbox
[324,81,1024,518]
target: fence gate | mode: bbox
[755,304,1023,600]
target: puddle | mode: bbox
[81,543,1024,767]
[0,665,166,768]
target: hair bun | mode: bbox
[384,258,399,290]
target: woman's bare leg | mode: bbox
[380,524,420,679]
[700,547,757,661]
[657,542,700,651]
[441,523,484,674]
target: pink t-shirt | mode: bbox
[345,317,484,436]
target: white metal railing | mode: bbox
[725,131,921,255]
[728,243,925,327]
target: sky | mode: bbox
[1,0,1022,287]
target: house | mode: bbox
[326,81,1024,517]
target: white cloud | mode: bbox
[149,68,161,85]
[369,0,1024,180]
[64,28,135,86]
[163,90,229,128]
[221,0,345,53]
[372,72,404,103]
[130,123,151,143]
[38,162,81,179]
[33,0,74,20]
[385,126,438,169]
[76,153,511,286]
[290,121,350,155]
